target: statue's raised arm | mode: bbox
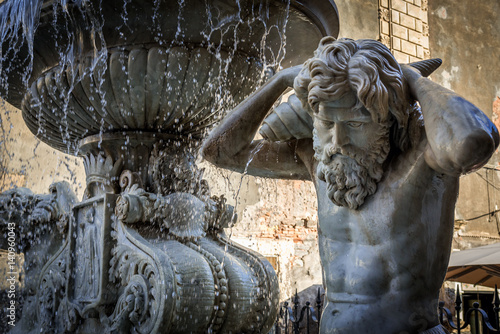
[402,64,499,175]
[201,65,314,180]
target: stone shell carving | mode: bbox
[21,46,262,152]
[259,94,314,141]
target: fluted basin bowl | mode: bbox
[21,45,262,152]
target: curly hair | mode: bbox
[294,37,420,152]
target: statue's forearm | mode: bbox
[410,75,499,174]
[202,72,288,165]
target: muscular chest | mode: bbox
[316,182,392,245]
[314,155,458,246]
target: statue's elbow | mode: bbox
[200,141,219,165]
[455,130,498,174]
[201,139,231,168]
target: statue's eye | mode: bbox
[346,121,363,128]
[319,120,334,128]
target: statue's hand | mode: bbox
[278,65,302,88]
[260,94,313,141]
[400,64,423,99]
[400,63,422,83]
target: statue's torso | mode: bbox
[313,145,458,332]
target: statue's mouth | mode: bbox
[323,153,353,166]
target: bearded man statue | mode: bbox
[202,37,499,333]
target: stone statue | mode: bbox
[202,37,500,333]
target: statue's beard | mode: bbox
[313,125,391,210]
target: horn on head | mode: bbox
[408,58,442,77]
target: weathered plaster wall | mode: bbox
[335,0,379,40]
[428,1,500,248]
[428,1,500,114]
[0,101,85,196]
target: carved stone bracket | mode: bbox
[379,35,391,49]
[115,170,235,240]
[423,23,430,37]
[422,0,428,11]
[378,8,390,21]
[108,217,176,333]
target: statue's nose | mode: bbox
[333,124,349,148]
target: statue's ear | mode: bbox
[408,58,442,77]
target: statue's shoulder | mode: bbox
[384,136,430,179]
[384,135,459,194]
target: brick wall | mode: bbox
[379,0,430,62]
[227,177,321,300]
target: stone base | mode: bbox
[420,324,450,334]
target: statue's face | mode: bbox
[313,91,385,162]
[312,91,391,210]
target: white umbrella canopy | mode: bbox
[446,242,500,288]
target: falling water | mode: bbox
[224,140,266,240]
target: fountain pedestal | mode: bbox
[0,0,339,332]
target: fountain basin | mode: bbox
[1,0,339,153]
[22,46,260,152]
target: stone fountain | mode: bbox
[0,0,339,332]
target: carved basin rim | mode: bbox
[78,131,188,155]
[33,0,340,34]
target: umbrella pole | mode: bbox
[494,284,500,330]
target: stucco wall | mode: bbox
[428,0,500,247]
[428,1,500,114]
[0,101,85,197]
[336,0,379,40]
